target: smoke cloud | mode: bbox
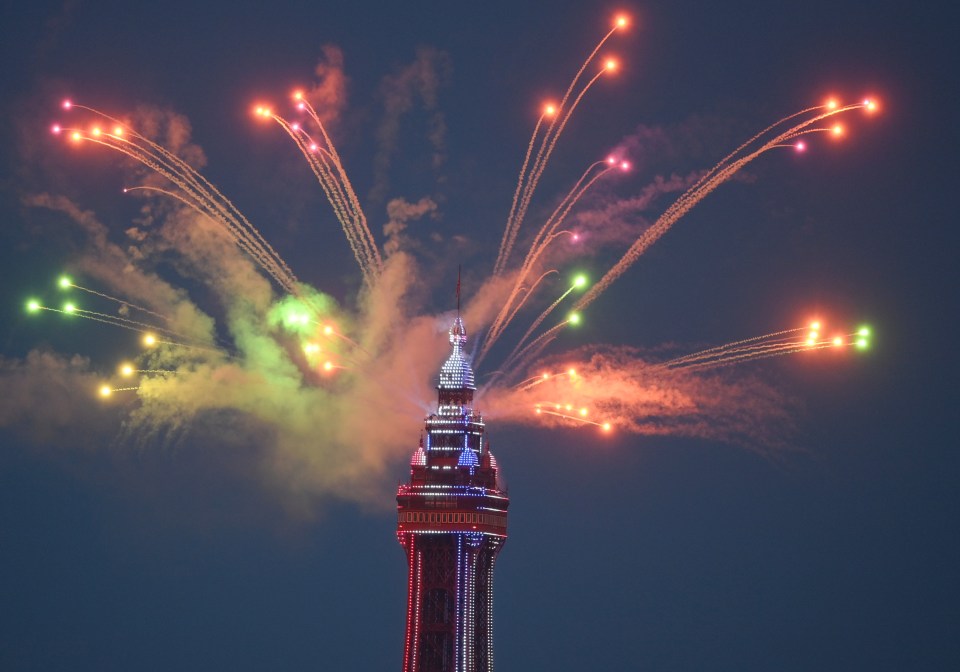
[370,47,451,202]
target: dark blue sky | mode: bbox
[2,1,957,670]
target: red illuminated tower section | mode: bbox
[397,316,508,672]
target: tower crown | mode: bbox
[439,316,475,391]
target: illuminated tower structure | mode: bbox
[397,315,509,672]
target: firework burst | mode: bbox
[23,14,879,506]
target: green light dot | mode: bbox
[573,275,587,288]
[857,326,871,337]
[63,302,76,313]
[26,300,41,313]
[58,276,72,289]
[856,338,869,349]
[568,312,581,325]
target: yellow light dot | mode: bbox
[143,334,157,347]
[120,364,134,377]
[579,408,588,417]
[99,385,112,398]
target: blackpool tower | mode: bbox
[396,315,509,672]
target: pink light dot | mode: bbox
[606,156,615,165]
[620,161,630,170]
[51,124,61,134]
[297,102,306,110]
[291,123,300,131]
[796,141,806,152]
[62,100,72,110]
[310,144,318,152]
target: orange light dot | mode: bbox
[544,103,556,116]
[806,337,817,346]
[579,408,588,417]
[833,336,844,346]
[826,98,839,110]
[71,131,81,141]
[542,373,549,379]
[535,408,542,414]
[832,124,844,136]
[323,361,334,371]
[615,16,628,28]
[565,404,573,411]
[91,127,101,136]
[602,422,612,432]
[293,90,304,100]
[568,368,576,376]
[810,321,821,330]
[604,58,618,72]
[323,325,334,336]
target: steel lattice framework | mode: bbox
[397,316,509,672]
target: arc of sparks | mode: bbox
[58,275,171,323]
[56,102,303,302]
[494,16,626,276]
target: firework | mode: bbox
[36,15,880,454]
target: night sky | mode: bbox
[1,1,957,670]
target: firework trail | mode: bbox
[479,158,627,363]
[54,103,302,300]
[256,98,383,287]
[659,322,871,371]
[59,275,171,322]
[493,16,627,277]
[493,100,878,373]
[572,101,877,314]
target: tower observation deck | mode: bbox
[397,315,508,672]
